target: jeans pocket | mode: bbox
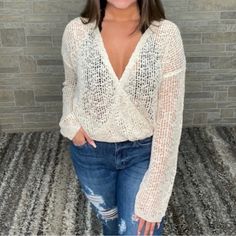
[72,141,88,148]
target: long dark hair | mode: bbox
[80,0,166,35]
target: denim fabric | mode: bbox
[69,135,165,235]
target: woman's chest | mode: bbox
[99,20,144,81]
[76,26,162,101]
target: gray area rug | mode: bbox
[0,126,235,235]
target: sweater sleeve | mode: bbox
[59,22,81,140]
[134,23,186,223]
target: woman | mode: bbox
[59,0,186,235]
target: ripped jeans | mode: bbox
[69,135,165,235]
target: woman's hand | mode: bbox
[134,214,160,236]
[72,127,96,148]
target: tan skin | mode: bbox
[72,1,161,235]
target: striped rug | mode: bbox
[0,126,235,235]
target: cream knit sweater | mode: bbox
[59,16,186,223]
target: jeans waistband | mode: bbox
[94,135,153,145]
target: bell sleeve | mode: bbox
[134,22,187,223]
[59,23,81,140]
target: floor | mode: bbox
[0,126,235,235]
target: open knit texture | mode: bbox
[59,16,186,223]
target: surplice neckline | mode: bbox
[95,22,153,85]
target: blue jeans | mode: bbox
[69,135,165,235]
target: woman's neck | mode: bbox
[104,2,140,22]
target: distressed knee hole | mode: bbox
[99,207,118,220]
[118,218,126,234]
[84,192,118,221]
[86,193,104,205]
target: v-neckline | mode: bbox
[95,23,153,85]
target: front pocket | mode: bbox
[73,141,88,148]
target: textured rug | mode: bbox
[0,126,235,236]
